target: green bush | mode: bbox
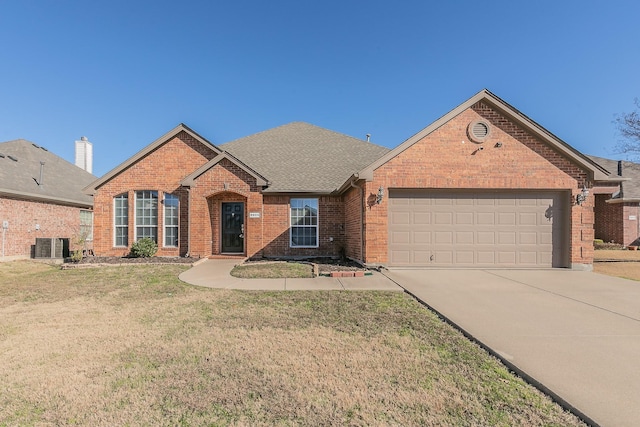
[130,238,158,258]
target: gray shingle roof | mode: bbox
[0,139,94,207]
[589,155,640,200]
[220,122,390,193]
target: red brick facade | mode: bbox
[91,132,345,259]
[92,131,217,256]
[0,196,92,260]
[90,99,598,268]
[357,103,594,267]
[594,195,640,246]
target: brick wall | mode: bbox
[188,158,263,258]
[0,196,91,260]
[364,102,593,267]
[594,194,622,243]
[92,131,217,256]
[262,195,345,258]
[343,184,364,261]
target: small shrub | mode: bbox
[70,250,83,263]
[130,238,158,258]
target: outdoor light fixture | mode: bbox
[376,186,384,204]
[576,185,589,206]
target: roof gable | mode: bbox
[220,122,390,193]
[84,123,221,194]
[181,151,269,187]
[0,139,95,207]
[358,89,611,182]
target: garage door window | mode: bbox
[290,198,318,248]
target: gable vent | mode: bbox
[467,120,491,143]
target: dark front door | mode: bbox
[222,202,244,253]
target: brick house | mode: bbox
[85,90,617,269]
[0,140,95,261]
[589,155,640,246]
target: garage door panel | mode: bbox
[391,211,410,225]
[519,232,537,245]
[434,231,453,244]
[477,212,495,225]
[456,212,474,224]
[498,212,516,225]
[389,190,567,268]
[413,250,431,264]
[414,212,431,224]
[519,212,537,226]
[455,251,474,264]
[477,251,495,264]
[414,231,430,244]
[391,231,410,244]
[455,231,474,244]
[477,231,495,244]
[434,212,452,224]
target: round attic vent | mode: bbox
[467,120,491,143]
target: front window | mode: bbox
[114,194,128,247]
[290,198,318,248]
[164,194,179,247]
[135,190,158,242]
[79,210,93,241]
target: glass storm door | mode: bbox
[222,202,244,253]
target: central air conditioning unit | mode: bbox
[34,238,70,259]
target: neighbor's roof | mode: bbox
[0,139,95,207]
[220,122,390,193]
[589,155,640,201]
[358,89,614,183]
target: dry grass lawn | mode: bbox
[0,261,584,426]
[230,262,313,278]
[594,249,640,281]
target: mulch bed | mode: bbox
[243,258,366,274]
[75,256,199,265]
[71,256,365,273]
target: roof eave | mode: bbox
[0,188,93,208]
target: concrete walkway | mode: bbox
[178,259,403,291]
[384,269,640,427]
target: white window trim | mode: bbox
[113,194,128,248]
[134,190,158,243]
[289,198,319,248]
[163,193,179,248]
[80,210,94,242]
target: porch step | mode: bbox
[209,255,247,260]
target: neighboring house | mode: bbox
[588,155,640,246]
[0,140,95,260]
[85,89,618,269]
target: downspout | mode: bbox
[350,179,365,263]
[185,186,191,257]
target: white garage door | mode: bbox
[388,190,568,268]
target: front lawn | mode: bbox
[230,261,314,278]
[0,261,584,426]
[594,249,640,281]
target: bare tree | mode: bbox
[616,99,640,157]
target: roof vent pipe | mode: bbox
[366,134,371,142]
[618,160,623,177]
[39,161,45,186]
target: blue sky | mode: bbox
[1,1,638,176]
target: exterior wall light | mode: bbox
[576,186,589,206]
[376,186,384,204]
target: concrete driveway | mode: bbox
[384,269,640,427]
